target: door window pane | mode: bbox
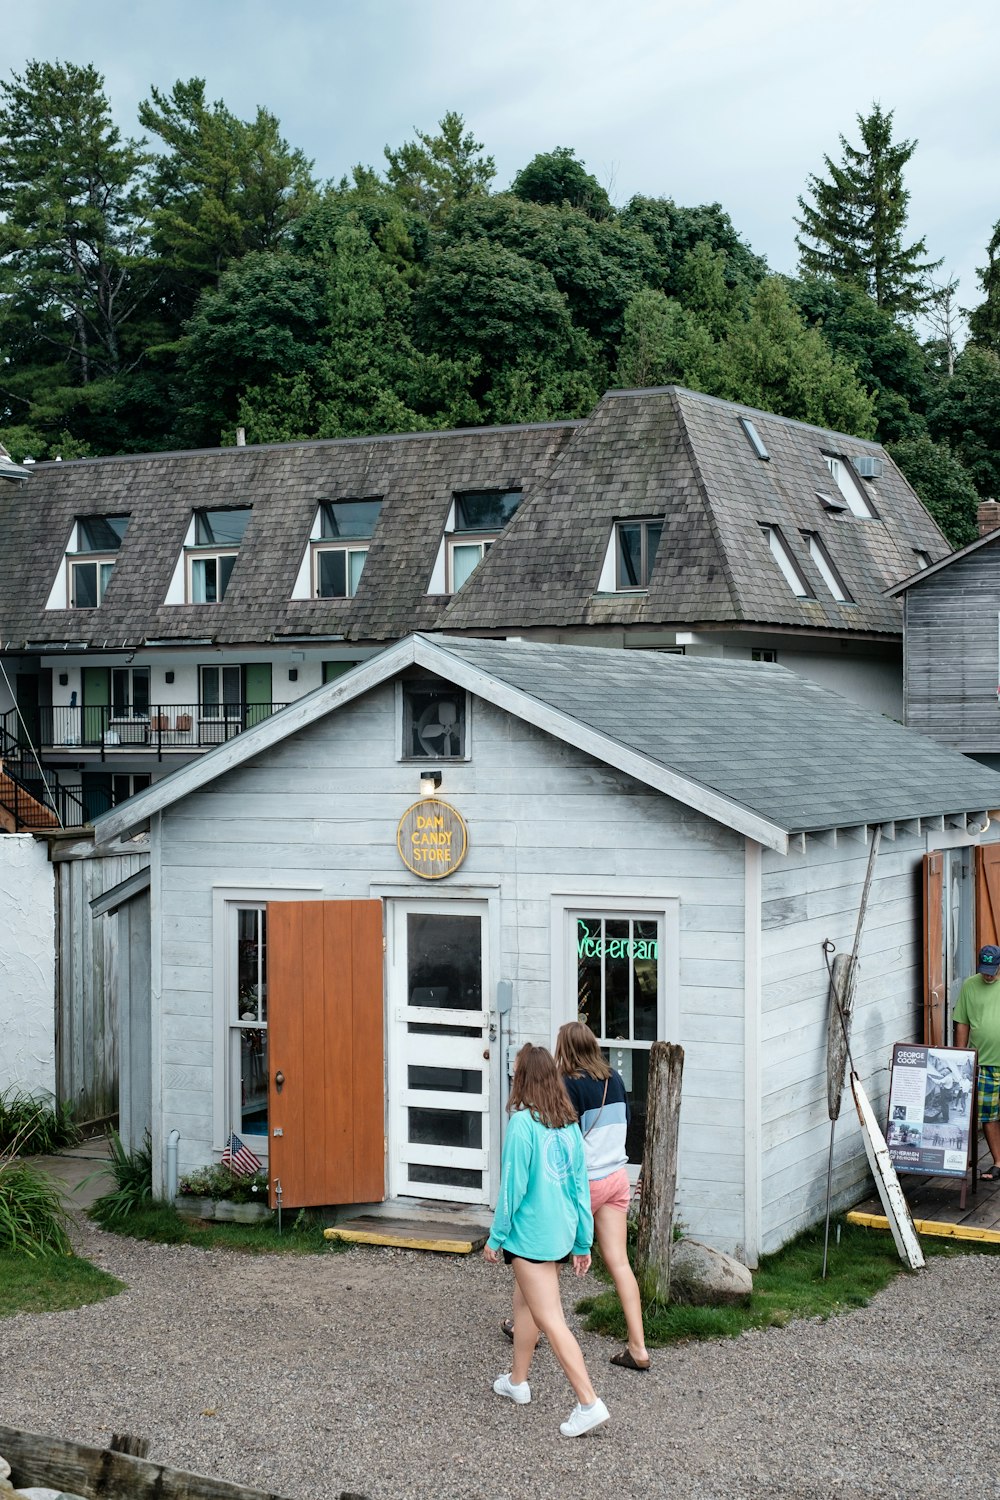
[409,1163,482,1189]
[407,913,482,1009]
[234,906,267,1142]
[408,1107,482,1149]
[408,1065,482,1093]
[73,561,98,608]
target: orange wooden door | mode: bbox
[976,845,1000,949]
[266,900,385,1209]
[923,852,945,1046]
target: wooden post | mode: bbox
[635,1040,684,1305]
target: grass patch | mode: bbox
[0,1248,123,1318]
[89,1200,344,1255]
[577,1217,1000,1345]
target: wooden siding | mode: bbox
[759,834,926,1253]
[55,851,150,1127]
[903,545,1000,752]
[153,687,750,1255]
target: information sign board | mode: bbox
[885,1043,977,1179]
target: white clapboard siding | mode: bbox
[902,544,1000,750]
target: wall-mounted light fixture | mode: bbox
[420,771,442,796]
[288,667,298,682]
[58,672,69,686]
[165,670,175,684]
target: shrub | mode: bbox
[178,1164,270,1204]
[89,1130,154,1223]
[0,1159,71,1256]
[0,1086,80,1155]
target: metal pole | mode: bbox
[821,1118,836,1278]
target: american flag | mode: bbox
[221,1131,262,1177]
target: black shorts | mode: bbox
[502,1249,572,1266]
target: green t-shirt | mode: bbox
[954,975,1000,1066]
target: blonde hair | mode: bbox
[507,1044,578,1128]
[554,1021,612,1081]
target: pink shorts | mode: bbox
[589,1167,632,1214]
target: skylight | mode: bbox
[740,418,770,461]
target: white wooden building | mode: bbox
[94,635,1000,1264]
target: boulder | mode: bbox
[669,1237,753,1306]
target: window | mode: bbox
[68,514,129,608]
[402,681,467,759]
[313,499,381,599]
[751,648,777,663]
[615,518,663,590]
[760,524,811,597]
[914,550,932,570]
[111,667,150,720]
[802,531,852,602]
[575,913,662,1164]
[447,490,522,592]
[234,906,268,1143]
[740,417,770,461]
[200,665,243,720]
[822,455,876,519]
[187,507,251,603]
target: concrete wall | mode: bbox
[0,834,55,1098]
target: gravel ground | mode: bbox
[2,1221,998,1500]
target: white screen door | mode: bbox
[389,901,490,1203]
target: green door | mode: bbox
[244,662,272,729]
[82,667,110,745]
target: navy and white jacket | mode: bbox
[563,1070,630,1180]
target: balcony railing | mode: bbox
[4,703,289,762]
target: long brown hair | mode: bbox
[554,1021,612,1082]
[507,1044,577,1128]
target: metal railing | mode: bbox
[0,720,87,829]
[3,702,288,762]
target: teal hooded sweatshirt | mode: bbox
[487,1107,593,1261]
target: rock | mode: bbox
[0,1455,9,1480]
[669,1237,754,1306]
[15,1489,89,1499]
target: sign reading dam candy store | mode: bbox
[397,798,468,880]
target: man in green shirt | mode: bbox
[954,943,1000,1179]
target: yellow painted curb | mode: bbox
[846,1210,1000,1245]
[323,1226,479,1254]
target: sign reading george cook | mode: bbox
[397,798,468,880]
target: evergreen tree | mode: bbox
[795,104,940,316]
[967,219,1000,352]
[383,112,495,223]
[510,148,613,220]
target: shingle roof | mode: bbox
[94,633,1000,849]
[439,388,948,634]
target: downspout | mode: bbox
[166,1129,180,1203]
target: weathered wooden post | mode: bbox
[635,1040,684,1304]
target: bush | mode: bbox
[89,1130,154,1223]
[0,1086,80,1155]
[178,1164,270,1204]
[0,1160,71,1256]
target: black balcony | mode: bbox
[11,702,289,761]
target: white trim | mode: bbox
[743,838,762,1268]
[550,891,680,1044]
[150,813,164,1196]
[210,883,324,1157]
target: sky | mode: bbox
[5,0,999,325]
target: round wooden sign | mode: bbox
[397,797,469,880]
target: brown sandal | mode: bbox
[610,1348,650,1371]
[501,1317,545,1343]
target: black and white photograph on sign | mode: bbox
[886,1045,976,1178]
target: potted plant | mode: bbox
[176,1165,272,1222]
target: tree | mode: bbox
[614,289,720,391]
[383,111,495,223]
[619,196,767,298]
[927,345,1000,500]
[510,147,613,220]
[888,434,979,548]
[795,104,940,316]
[139,78,316,313]
[0,60,151,383]
[967,219,1000,353]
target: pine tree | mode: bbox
[967,219,1000,352]
[795,104,939,316]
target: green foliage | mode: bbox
[0,1160,71,1256]
[795,104,940,315]
[177,1163,270,1203]
[578,1217,1000,1347]
[968,219,1000,353]
[888,434,979,547]
[619,195,768,298]
[383,111,495,223]
[88,1130,153,1222]
[0,1246,122,1317]
[0,1088,80,1154]
[510,147,613,220]
[927,345,1000,501]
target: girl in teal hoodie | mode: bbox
[484,1044,610,1438]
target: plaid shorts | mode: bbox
[978,1065,1000,1123]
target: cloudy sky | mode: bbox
[6,0,998,319]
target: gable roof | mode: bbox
[93,634,1000,855]
[0,387,947,654]
[439,387,948,635]
[886,527,1000,597]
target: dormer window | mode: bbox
[822,455,876,520]
[313,499,381,598]
[616,517,663,590]
[802,530,852,602]
[48,514,129,610]
[914,549,932,570]
[188,507,251,603]
[760,524,812,598]
[447,490,522,592]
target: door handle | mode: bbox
[482,1048,490,1061]
[274,1070,285,1093]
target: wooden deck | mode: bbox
[848,1132,1000,1244]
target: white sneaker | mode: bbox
[493,1372,531,1404]
[560,1398,610,1437]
